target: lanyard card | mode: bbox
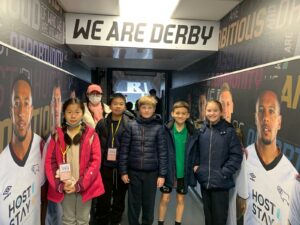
[59,163,71,181]
[107,148,117,161]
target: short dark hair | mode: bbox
[108,93,126,105]
[126,101,133,110]
[11,74,32,105]
[11,74,32,95]
[149,89,156,95]
[256,90,281,114]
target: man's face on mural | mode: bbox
[11,80,33,142]
[255,91,281,146]
[198,94,206,121]
[51,86,62,128]
[219,90,233,123]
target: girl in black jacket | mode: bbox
[194,100,242,225]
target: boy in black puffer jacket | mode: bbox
[90,93,131,225]
[119,95,167,225]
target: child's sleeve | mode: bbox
[118,122,132,175]
[193,132,200,166]
[95,120,106,156]
[157,126,167,177]
[221,128,243,179]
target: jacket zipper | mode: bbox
[170,130,177,184]
[184,135,190,184]
[207,125,213,189]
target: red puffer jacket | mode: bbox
[45,125,104,203]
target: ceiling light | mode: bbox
[119,0,179,21]
[113,48,153,60]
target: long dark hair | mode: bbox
[62,98,86,145]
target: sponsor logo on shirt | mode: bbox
[251,188,280,223]
[2,185,12,201]
[249,172,256,182]
[8,184,33,224]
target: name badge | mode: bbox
[59,163,71,181]
[107,148,117,161]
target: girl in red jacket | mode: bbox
[45,97,104,225]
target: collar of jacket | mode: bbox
[199,118,232,134]
[105,112,131,124]
[165,119,195,135]
[55,125,90,149]
[124,110,135,119]
[136,114,162,124]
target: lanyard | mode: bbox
[111,119,121,148]
[60,144,70,163]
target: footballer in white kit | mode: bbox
[227,154,248,225]
[0,134,44,225]
[289,180,300,225]
[244,143,297,225]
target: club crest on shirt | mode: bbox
[277,186,290,205]
[31,164,39,175]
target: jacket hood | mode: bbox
[203,118,233,132]
[136,114,162,124]
[55,125,94,146]
[124,110,135,119]
[106,112,132,123]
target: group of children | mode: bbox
[45,87,242,225]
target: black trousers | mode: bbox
[201,188,229,225]
[91,166,128,225]
[128,170,158,225]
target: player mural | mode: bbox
[0,43,89,225]
[170,56,300,225]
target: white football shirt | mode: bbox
[227,154,248,225]
[289,180,300,225]
[0,134,44,225]
[244,143,297,225]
